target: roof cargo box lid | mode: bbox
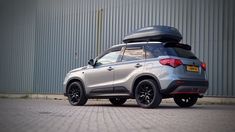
[123,25,182,43]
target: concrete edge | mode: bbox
[0,94,235,105]
[0,94,67,100]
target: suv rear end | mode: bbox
[144,42,208,107]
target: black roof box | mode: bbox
[123,25,182,43]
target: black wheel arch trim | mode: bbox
[131,73,161,97]
[160,80,209,95]
[65,77,86,96]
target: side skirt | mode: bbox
[87,93,131,99]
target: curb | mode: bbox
[0,94,67,100]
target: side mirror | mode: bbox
[88,59,95,66]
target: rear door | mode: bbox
[112,44,145,93]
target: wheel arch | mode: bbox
[131,73,161,98]
[66,77,86,95]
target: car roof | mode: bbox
[111,41,162,48]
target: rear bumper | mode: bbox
[160,80,208,96]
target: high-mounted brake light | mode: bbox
[201,63,206,71]
[160,58,183,68]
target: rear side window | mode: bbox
[145,44,197,59]
[122,46,145,62]
[145,44,168,58]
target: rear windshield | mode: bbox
[145,44,197,59]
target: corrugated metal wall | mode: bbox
[0,0,35,93]
[0,0,234,96]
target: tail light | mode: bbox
[201,62,206,71]
[160,58,183,68]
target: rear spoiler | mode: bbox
[163,42,191,50]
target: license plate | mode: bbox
[186,65,199,72]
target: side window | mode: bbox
[122,46,144,62]
[145,44,168,59]
[96,48,121,66]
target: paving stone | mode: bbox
[0,99,235,132]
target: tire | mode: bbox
[109,98,127,106]
[67,81,88,106]
[173,95,198,108]
[135,79,162,108]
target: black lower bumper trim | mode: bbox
[160,80,209,95]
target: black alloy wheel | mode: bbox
[68,82,88,106]
[135,79,162,108]
[173,95,198,107]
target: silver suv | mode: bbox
[63,41,208,108]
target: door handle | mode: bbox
[107,67,114,71]
[135,63,142,68]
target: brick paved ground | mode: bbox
[0,98,234,132]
